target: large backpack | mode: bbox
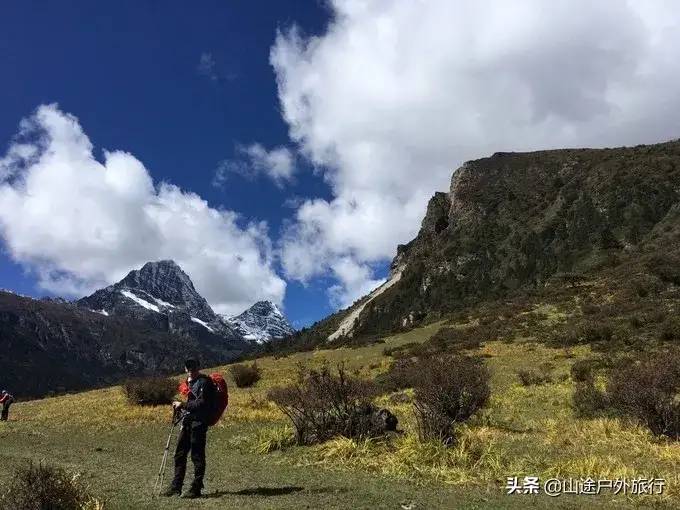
[178,373,228,426]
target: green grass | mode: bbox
[1,319,678,509]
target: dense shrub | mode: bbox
[647,255,680,286]
[629,315,645,329]
[268,364,395,445]
[122,376,176,406]
[383,342,419,358]
[387,325,491,361]
[607,352,680,438]
[570,358,600,382]
[572,382,609,417]
[0,462,103,510]
[581,323,614,343]
[550,321,613,346]
[411,355,490,444]
[628,275,662,298]
[428,326,484,352]
[374,358,417,393]
[517,367,552,386]
[230,362,262,388]
[553,272,587,288]
[580,302,600,315]
[660,318,680,341]
[648,309,667,324]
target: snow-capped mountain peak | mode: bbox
[77,261,292,347]
[223,300,294,344]
[117,260,215,322]
[77,260,242,342]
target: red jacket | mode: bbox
[0,393,14,404]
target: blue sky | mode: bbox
[0,1,360,327]
[1,1,679,328]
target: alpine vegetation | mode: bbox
[268,364,397,445]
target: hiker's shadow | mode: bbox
[207,486,304,498]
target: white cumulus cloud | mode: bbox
[213,143,295,188]
[272,0,680,304]
[0,104,285,315]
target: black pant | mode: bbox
[171,421,208,491]
[0,403,9,421]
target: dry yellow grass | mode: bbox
[244,336,680,503]
[10,317,680,505]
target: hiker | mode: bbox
[0,390,14,421]
[162,359,216,499]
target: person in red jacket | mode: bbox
[0,390,15,421]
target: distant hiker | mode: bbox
[162,359,216,499]
[0,390,15,421]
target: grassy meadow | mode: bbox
[1,318,678,509]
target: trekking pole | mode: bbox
[153,408,185,497]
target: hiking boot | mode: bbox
[181,487,201,499]
[160,486,181,497]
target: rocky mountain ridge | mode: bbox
[290,139,680,345]
[1,260,295,396]
[0,290,237,397]
[77,260,294,345]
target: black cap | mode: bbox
[184,359,200,371]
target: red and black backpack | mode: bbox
[178,373,229,426]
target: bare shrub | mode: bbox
[122,376,176,406]
[572,382,609,418]
[411,355,490,445]
[607,351,680,439]
[0,462,103,510]
[268,363,395,445]
[230,362,262,388]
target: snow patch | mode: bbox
[97,309,109,316]
[120,289,160,313]
[153,297,175,308]
[191,316,214,332]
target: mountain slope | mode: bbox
[0,291,240,397]
[319,139,680,341]
[224,301,294,343]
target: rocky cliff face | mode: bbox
[326,140,680,339]
[224,301,295,343]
